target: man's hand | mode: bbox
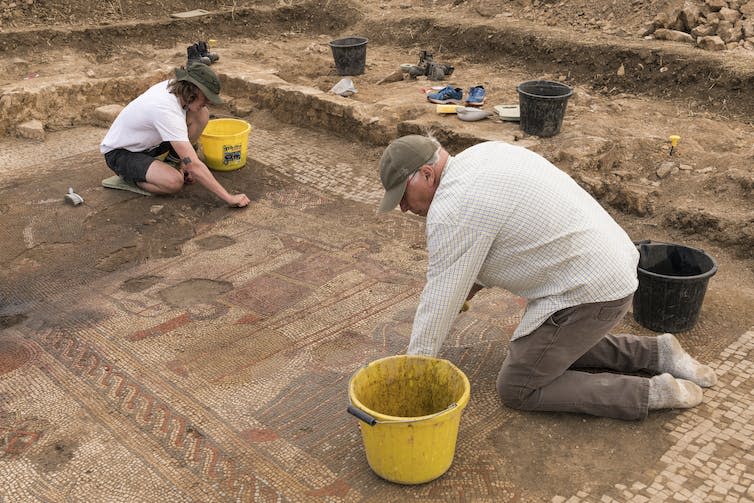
[227,193,250,207]
[466,283,484,301]
[460,283,484,312]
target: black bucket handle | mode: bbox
[633,239,709,256]
[346,405,378,426]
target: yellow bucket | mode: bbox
[198,118,251,171]
[347,355,470,484]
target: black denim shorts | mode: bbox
[103,142,172,183]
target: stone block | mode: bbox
[742,20,754,38]
[680,3,702,30]
[698,35,726,49]
[719,7,742,23]
[17,119,45,141]
[706,0,727,12]
[654,28,695,43]
[229,97,256,116]
[741,2,754,17]
[692,23,718,37]
[93,104,124,126]
[653,11,670,28]
[719,20,744,41]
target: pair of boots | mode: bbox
[401,50,454,81]
[187,41,219,66]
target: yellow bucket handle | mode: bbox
[347,402,458,427]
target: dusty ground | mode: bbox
[1,0,754,502]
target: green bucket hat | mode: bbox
[175,62,223,104]
[378,135,436,212]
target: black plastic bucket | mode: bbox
[516,80,573,137]
[633,241,717,333]
[329,36,368,76]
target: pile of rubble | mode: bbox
[0,0,36,27]
[643,0,754,51]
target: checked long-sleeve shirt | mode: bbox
[408,142,639,357]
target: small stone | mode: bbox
[657,161,677,178]
[150,205,164,214]
[679,164,693,170]
[617,63,625,76]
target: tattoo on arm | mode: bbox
[182,157,192,165]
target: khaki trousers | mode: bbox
[496,294,656,420]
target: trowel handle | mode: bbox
[347,405,377,426]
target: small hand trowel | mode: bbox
[65,187,84,206]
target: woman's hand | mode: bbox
[227,193,250,207]
[181,168,195,185]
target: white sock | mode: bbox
[657,333,718,387]
[648,373,703,410]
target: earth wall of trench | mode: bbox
[361,16,754,122]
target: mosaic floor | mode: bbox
[1,121,752,502]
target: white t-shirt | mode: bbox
[408,141,639,356]
[100,80,189,154]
